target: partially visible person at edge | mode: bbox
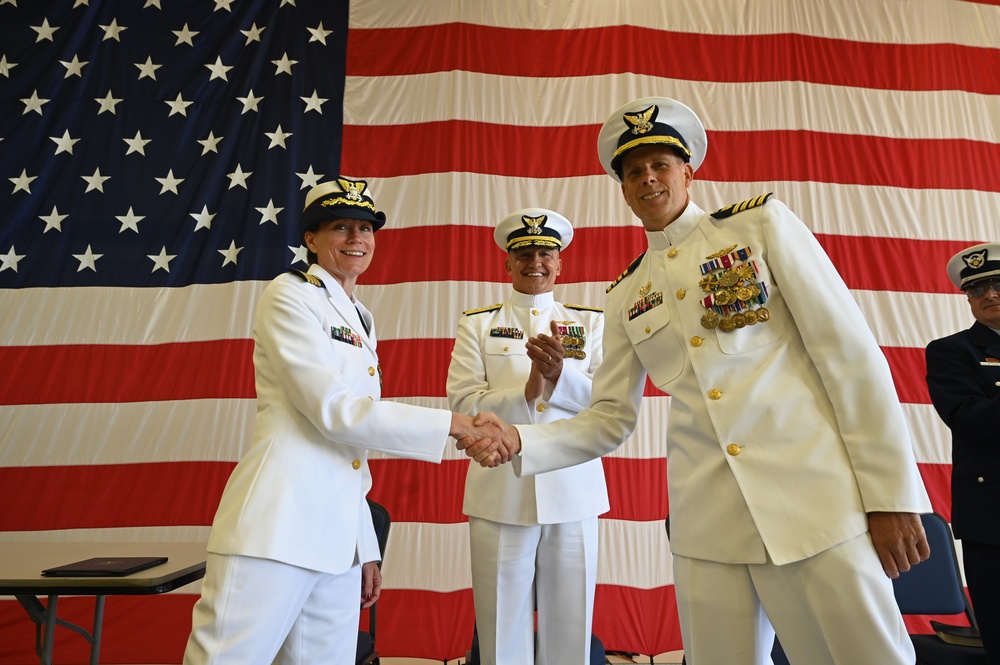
[925,242,1000,664]
[461,97,931,665]
[447,208,608,665]
[182,177,506,665]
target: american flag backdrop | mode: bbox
[2,0,1000,663]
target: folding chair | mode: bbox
[891,512,986,665]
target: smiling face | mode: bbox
[966,281,1000,329]
[505,246,562,295]
[304,218,375,293]
[619,145,694,231]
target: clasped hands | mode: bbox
[450,323,562,466]
[451,412,520,467]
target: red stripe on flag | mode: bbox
[882,346,932,406]
[377,588,476,659]
[0,459,948,532]
[369,457,669,524]
[0,340,255,406]
[343,124,1000,192]
[0,338,935,405]
[366,226,971,294]
[0,462,233,531]
[918,462,953,520]
[347,26,1000,94]
[816,235,977,294]
[595,584,683,656]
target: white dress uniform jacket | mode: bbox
[515,198,930,565]
[208,264,452,574]
[448,290,609,524]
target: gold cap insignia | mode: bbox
[623,105,656,136]
[522,214,546,236]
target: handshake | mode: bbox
[449,412,521,468]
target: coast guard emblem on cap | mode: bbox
[964,249,988,269]
[338,178,365,202]
[523,214,546,235]
[624,105,656,135]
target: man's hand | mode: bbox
[474,412,521,462]
[450,412,508,467]
[361,560,382,609]
[526,320,565,384]
[524,361,545,402]
[868,511,931,579]
[454,412,521,467]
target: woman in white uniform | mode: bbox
[183,177,502,665]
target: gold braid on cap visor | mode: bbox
[319,195,377,212]
[613,135,691,160]
[506,237,562,250]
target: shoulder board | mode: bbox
[564,304,603,313]
[710,192,774,220]
[462,303,502,316]
[606,252,646,293]
[285,269,323,287]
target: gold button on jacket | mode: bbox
[708,388,722,400]
[352,459,361,470]
[368,367,375,376]
[726,444,741,456]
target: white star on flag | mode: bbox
[205,56,233,82]
[95,91,123,115]
[256,199,283,225]
[60,55,87,77]
[219,240,243,266]
[226,166,252,189]
[123,131,151,155]
[51,130,80,155]
[81,168,110,193]
[156,169,184,195]
[198,132,224,154]
[190,205,216,231]
[21,91,49,115]
[265,125,292,149]
[73,245,103,272]
[100,19,126,41]
[301,90,327,113]
[40,206,68,232]
[148,247,176,272]
[136,57,161,80]
[116,207,145,233]
[0,246,26,272]
[272,53,298,75]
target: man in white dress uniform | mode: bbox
[183,177,503,665]
[462,98,933,665]
[447,209,608,665]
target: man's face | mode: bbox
[966,280,1000,329]
[304,218,375,286]
[505,246,562,295]
[619,145,694,231]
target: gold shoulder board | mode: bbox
[286,269,323,287]
[710,192,774,220]
[606,252,647,293]
[565,304,604,313]
[462,303,503,316]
